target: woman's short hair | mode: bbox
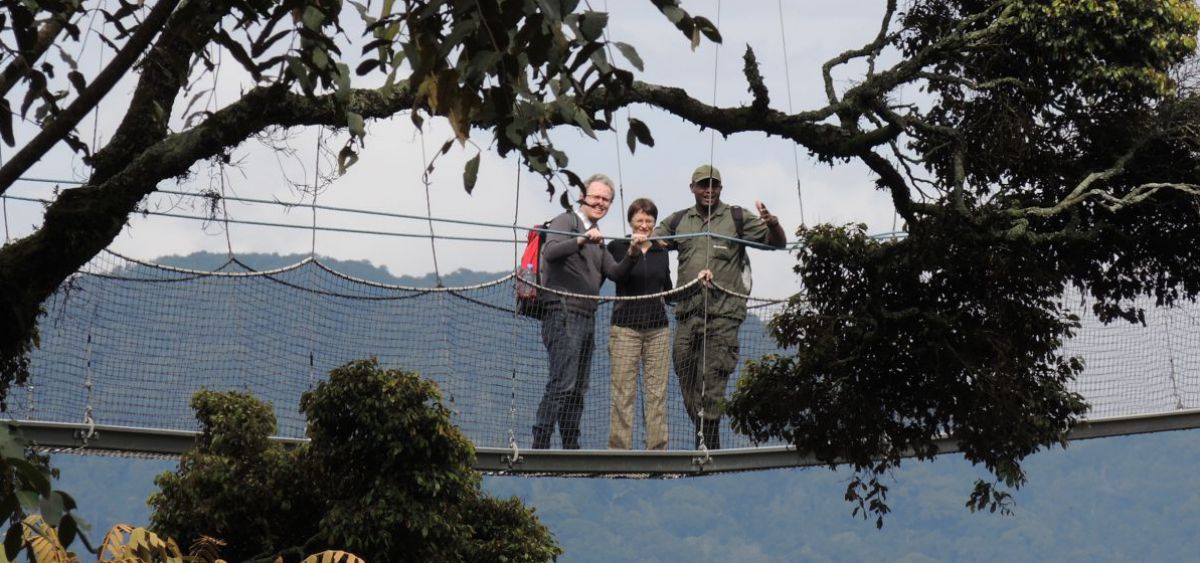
[627,197,658,222]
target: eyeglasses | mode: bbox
[694,179,722,189]
[585,193,613,204]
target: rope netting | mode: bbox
[13,249,1200,454]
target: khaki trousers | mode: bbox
[607,325,670,450]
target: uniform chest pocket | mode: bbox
[708,242,740,264]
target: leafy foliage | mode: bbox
[729,222,1089,525]
[0,425,86,562]
[148,390,313,561]
[150,359,560,562]
[21,514,79,563]
[897,0,1200,208]
[95,523,186,563]
[720,0,1200,524]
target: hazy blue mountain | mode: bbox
[153,251,503,287]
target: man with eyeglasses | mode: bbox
[534,173,648,449]
[655,164,787,449]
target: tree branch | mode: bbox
[743,45,770,113]
[605,81,900,157]
[90,0,229,183]
[821,0,896,110]
[1012,149,1200,218]
[0,0,184,195]
[0,80,418,384]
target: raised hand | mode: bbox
[755,200,779,227]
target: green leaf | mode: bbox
[466,50,502,78]
[56,515,77,549]
[661,6,686,23]
[589,49,611,74]
[613,42,643,71]
[573,107,596,139]
[0,491,17,523]
[11,458,50,496]
[346,111,365,138]
[348,0,375,25]
[15,490,40,510]
[302,6,325,30]
[56,48,78,71]
[550,148,568,168]
[39,494,63,527]
[0,103,11,146]
[3,523,23,562]
[463,153,481,194]
[287,57,314,94]
[67,71,86,94]
[337,145,359,175]
[356,58,381,76]
[693,16,722,43]
[312,47,329,70]
[627,117,654,152]
[577,11,608,42]
[535,0,560,21]
[335,63,351,103]
[55,491,76,512]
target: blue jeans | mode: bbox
[533,306,595,449]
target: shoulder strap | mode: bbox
[730,206,745,239]
[665,210,686,234]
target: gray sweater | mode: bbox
[541,210,637,312]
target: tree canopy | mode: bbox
[0,0,1198,523]
[150,358,561,562]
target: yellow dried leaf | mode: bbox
[22,515,73,563]
[99,523,136,561]
[300,550,364,563]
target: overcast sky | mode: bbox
[1,1,901,299]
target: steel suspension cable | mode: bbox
[305,129,324,392]
[2,145,7,243]
[419,129,444,285]
[508,157,523,460]
[776,0,805,226]
[697,0,723,457]
[600,0,629,235]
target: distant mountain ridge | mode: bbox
[152,251,507,287]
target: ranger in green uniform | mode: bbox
[654,164,787,449]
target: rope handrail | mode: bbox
[101,249,517,292]
[517,273,789,305]
[93,249,795,303]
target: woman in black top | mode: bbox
[606,198,673,450]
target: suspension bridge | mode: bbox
[3,229,1197,475]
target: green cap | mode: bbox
[690,164,722,184]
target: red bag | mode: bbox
[515,223,547,318]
